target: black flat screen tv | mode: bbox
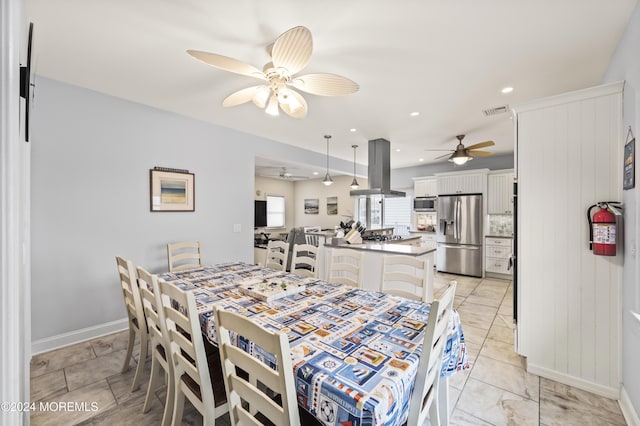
[254,200,267,227]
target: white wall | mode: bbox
[603,1,640,420]
[1,0,31,420]
[30,77,354,349]
[293,175,368,229]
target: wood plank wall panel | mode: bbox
[514,83,623,395]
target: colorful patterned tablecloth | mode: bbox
[160,262,469,426]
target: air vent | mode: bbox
[483,105,510,116]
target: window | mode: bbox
[355,195,382,228]
[266,195,285,228]
[383,194,412,235]
[354,191,412,235]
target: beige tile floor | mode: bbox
[29,273,627,425]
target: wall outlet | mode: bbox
[233,224,241,233]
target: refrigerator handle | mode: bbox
[452,199,456,239]
[439,244,480,250]
[453,199,456,240]
[455,198,461,241]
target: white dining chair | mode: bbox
[137,267,173,426]
[167,241,202,272]
[381,254,432,302]
[115,256,148,392]
[290,243,318,278]
[264,240,289,271]
[303,226,321,247]
[213,307,301,426]
[327,248,362,288]
[407,280,457,426]
[157,279,228,425]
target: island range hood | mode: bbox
[350,138,406,198]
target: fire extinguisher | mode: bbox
[587,202,620,256]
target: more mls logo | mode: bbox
[38,401,99,412]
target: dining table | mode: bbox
[160,262,468,426]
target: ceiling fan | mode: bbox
[187,26,359,119]
[425,135,495,165]
[263,167,309,180]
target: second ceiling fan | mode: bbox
[426,135,495,165]
[187,26,359,118]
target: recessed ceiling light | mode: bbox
[395,149,401,152]
[419,158,424,162]
[501,86,514,94]
[410,112,420,117]
[349,128,357,132]
[312,171,319,175]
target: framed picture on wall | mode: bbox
[623,137,635,190]
[327,196,338,215]
[304,198,319,214]
[150,167,195,212]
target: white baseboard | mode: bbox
[620,386,640,426]
[31,318,129,355]
[527,363,619,399]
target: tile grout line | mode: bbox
[455,278,544,424]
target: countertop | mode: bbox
[327,242,435,256]
[409,230,436,234]
[382,235,421,243]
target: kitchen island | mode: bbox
[317,242,436,300]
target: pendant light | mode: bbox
[322,135,333,186]
[350,144,360,189]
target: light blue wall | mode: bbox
[603,1,640,416]
[391,153,515,189]
[30,77,354,341]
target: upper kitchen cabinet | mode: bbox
[487,171,514,214]
[435,169,488,195]
[413,177,437,197]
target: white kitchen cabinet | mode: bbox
[420,233,437,248]
[488,172,514,214]
[436,172,486,195]
[414,178,437,197]
[485,237,512,276]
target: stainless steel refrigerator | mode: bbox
[436,193,483,277]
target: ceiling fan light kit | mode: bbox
[265,94,280,116]
[449,149,472,165]
[188,26,359,119]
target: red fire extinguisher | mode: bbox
[587,202,620,256]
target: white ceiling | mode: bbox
[25,0,636,173]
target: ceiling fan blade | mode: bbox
[465,140,495,150]
[468,150,494,157]
[434,152,452,159]
[222,86,265,107]
[270,26,313,75]
[424,148,454,152]
[291,73,359,96]
[279,89,308,119]
[187,50,266,79]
